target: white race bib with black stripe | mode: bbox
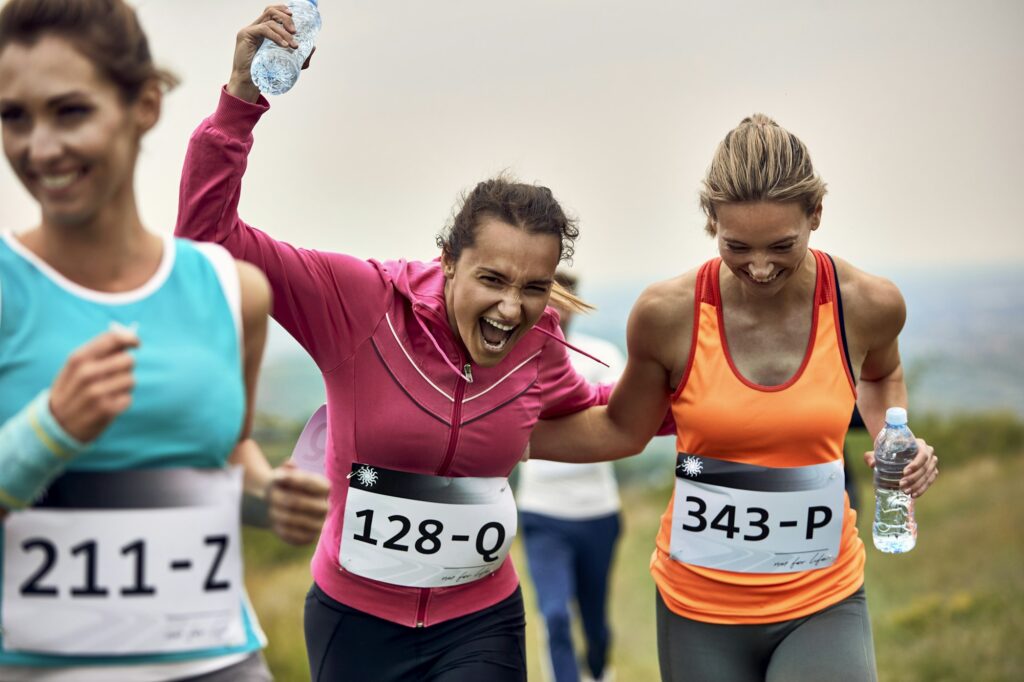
[339,463,516,588]
[1,467,246,655]
[669,454,844,573]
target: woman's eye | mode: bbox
[727,245,749,253]
[0,107,25,123]
[480,276,500,284]
[58,104,91,119]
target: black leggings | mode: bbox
[657,587,877,682]
[304,583,526,682]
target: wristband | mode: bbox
[0,390,87,509]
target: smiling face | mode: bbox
[443,217,561,367]
[714,200,821,297]
[0,34,156,228]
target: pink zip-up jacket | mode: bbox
[176,89,605,627]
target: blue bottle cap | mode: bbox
[885,407,908,426]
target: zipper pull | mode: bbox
[462,363,474,383]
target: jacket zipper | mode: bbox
[418,363,471,626]
[415,589,429,627]
[436,363,471,477]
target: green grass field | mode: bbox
[244,436,1023,681]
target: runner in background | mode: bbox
[530,114,940,681]
[0,1,327,680]
[517,271,623,682]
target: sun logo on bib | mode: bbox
[354,465,379,487]
[680,455,703,478]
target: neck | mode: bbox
[23,191,162,292]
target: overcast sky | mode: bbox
[3,0,1022,284]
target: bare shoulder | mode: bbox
[831,256,906,340]
[631,270,697,329]
[628,269,699,379]
[236,259,271,324]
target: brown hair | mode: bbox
[437,175,592,313]
[0,0,178,101]
[699,114,827,236]
[437,174,580,264]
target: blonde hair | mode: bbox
[549,280,594,315]
[699,114,827,236]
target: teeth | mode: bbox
[748,270,780,283]
[39,172,79,190]
[482,336,509,351]
[482,318,516,332]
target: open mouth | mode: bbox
[479,316,517,352]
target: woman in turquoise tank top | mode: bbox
[0,1,329,680]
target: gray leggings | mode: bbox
[656,587,877,682]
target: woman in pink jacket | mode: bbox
[176,7,607,681]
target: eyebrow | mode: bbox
[479,267,553,286]
[0,91,91,108]
[723,237,797,247]
[47,91,91,106]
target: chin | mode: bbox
[468,346,509,368]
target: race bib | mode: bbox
[339,463,516,587]
[670,454,844,573]
[1,468,246,655]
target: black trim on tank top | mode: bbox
[826,254,855,380]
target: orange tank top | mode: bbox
[651,249,864,624]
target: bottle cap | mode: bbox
[885,407,908,426]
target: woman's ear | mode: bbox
[441,253,455,279]
[809,202,823,231]
[132,80,162,135]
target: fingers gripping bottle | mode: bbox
[872,407,918,553]
[251,0,321,95]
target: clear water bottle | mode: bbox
[872,407,918,553]
[250,0,321,95]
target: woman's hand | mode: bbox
[267,461,330,545]
[228,5,299,103]
[49,330,139,443]
[862,437,938,498]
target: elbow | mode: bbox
[612,433,649,460]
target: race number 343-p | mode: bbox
[670,454,845,574]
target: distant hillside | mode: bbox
[256,267,1024,422]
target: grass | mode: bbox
[244,439,1023,681]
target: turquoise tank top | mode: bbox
[0,232,263,666]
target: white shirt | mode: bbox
[516,332,624,519]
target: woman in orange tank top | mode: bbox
[531,115,940,681]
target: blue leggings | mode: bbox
[520,511,621,682]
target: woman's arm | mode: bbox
[176,7,388,370]
[530,284,680,462]
[233,261,330,545]
[852,274,938,498]
[0,329,138,517]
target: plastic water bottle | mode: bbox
[250,0,321,95]
[872,407,918,553]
